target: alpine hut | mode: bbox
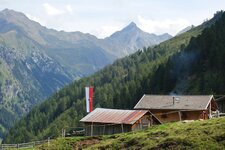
[134,95,218,123]
[80,108,161,136]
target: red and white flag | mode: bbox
[85,86,93,113]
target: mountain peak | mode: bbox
[0,8,29,22]
[127,22,137,28]
[2,8,12,13]
[124,22,139,31]
[1,8,25,16]
[117,22,141,35]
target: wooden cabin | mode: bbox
[134,95,218,123]
[80,108,161,136]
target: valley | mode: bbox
[0,9,171,139]
[0,3,225,150]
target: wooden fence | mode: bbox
[0,138,50,150]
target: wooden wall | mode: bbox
[83,114,158,136]
[131,114,155,131]
[182,111,206,120]
[150,110,205,123]
[84,123,131,136]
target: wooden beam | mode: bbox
[121,124,124,133]
[91,122,93,136]
[103,125,105,135]
[178,111,182,121]
[209,101,212,119]
[150,115,152,126]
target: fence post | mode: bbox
[61,128,66,137]
[48,137,50,147]
[62,128,64,137]
[64,128,66,137]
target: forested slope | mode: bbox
[3,11,223,143]
[150,11,225,95]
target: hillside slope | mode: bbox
[149,11,225,95]
[37,117,225,150]
[0,44,72,138]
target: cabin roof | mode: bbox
[80,108,149,125]
[134,95,215,110]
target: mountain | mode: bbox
[0,9,172,76]
[0,9,113,77]
[5,9,221,143]
[0,9,172,139]
[0,35,73,138]
[176,25,195,35]
[102,22,172,56]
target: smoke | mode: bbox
[171,49,199,79]
[168,49,200,94]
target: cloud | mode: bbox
[97,25,121,38]
[66,5,73,13]
[90,22,126,39]
[26,14,46,26]
[137,16,190,35]
[43,3,73,16]
[43,3,64,16]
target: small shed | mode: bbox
[134,95,218,123]
[80,108,161,136]
[215,96,225,113]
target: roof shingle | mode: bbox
[134,95,214,110]
[80,108,149,124]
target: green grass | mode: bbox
[16,117,225,150]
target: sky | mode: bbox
[0,0,225,38]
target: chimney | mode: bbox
[173,97,175,105]
[173,96,180,105]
